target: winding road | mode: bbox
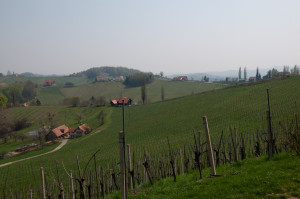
[0,139,68,168]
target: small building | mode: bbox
[0,83,7,87]
[70,124,91,138]
[110,97,132,106]
[249,77,256,82]
[12,73,22,77]
[95,78,107,82]
[263,75,269,80]
[278,72,290,77]
[173,76,188,81]
[69,73,77,77]
[43,80,55,87]
[45,124,69,141]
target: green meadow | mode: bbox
[42,78,225,104]
[0,76,299,193]
[109,153,300,199]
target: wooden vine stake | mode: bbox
[40,167,46,199]
[203,116,216,176]
[70,171,75,199]
[127,144,134,191]
[119,131,127,199]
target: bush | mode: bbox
[14,118,31,131]
[123,72,154,87]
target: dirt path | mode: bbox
[0,139,68,168]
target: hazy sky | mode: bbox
[0,1,299,75]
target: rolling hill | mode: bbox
[0,76,299,195]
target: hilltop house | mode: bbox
[249,77,256,82]
[95,78,107,82]
[43,80,55,87]
[110,97,132,106]
[70,124,92,138]
[173,76,188,81]
[278,72,290,77]
[45,125,70,141]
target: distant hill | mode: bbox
[168,66,290,81]
[78,66,141,79]
[20,72,40,77]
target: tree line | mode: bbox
[80,66,141,79]
[124,72,154,87]
[0,80,39,108]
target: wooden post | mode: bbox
[167,137,176,182]
[179,148,184,174]
[127,144,134,192]
[40,167,46,199]
[267,110,274,158]
[203,116,216,176]
[56,161,64,199]
[266,88,274,158]
[93,155,100,199]
[29,189,33,199]
[100,167,104,197]
[76,155,85,199]
[70,171,75,199]
[119,131,127,199]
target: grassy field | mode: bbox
[108,153,300,199]
[41,78,226,104]
[1,76,226,105]
[0,76,299,192]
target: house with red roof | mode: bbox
[173,76,188,81]
[45,124,70,141]
[248,77,256,82]
[110,97,132,106]
[70,124,92,138]
[43,80,55,87]
[95,78,107,82]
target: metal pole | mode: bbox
[122,100,127,198]
[119,131,127,199]
[122,100,125,134]
[267,88,271,112]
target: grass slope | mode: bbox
[109,153,300,199]
[37,87,65,104]
[59,79,225,103]
[0,76,299,190]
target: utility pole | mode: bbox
[120,100,127,199]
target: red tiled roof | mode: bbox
[78,124,91,132]
[116,97,131,104]
[69,128,76,133]
[96,78,107,81]
[111,100,117,105]
[173,76,188,80]
[51,125,69,137]
[43,80,54,84]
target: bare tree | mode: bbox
[160,71,164,78]
[161,86,165,101]
[76,111,84,124]
[244,67,247,80]
[141,78,146,104]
